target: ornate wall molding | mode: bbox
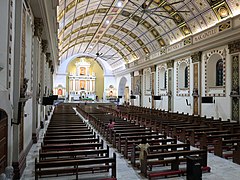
[167,60,174,68]
[176,58,190,96]
[41,40,48,54]
[151,65,156,73]
[228,40,240,54]
[191,51,202,63]
[204,47,226,96]
[46,53,51,63]
[34,17,43,39]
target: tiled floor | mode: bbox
[21,109,240,180]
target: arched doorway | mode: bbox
[0,109,7,174]
[118,77,128,104]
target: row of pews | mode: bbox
[76,104,211,179]
[106,105,240,163]
[35,104,117,180]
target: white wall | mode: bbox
[104,75,116,97]
[142,95,152,108]
[54,73,67,90]
[155,96,168,110]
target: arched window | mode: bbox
[178,62,189,89]
[184,66,188,88]
[216,59,223,86]
[164,71,167,89]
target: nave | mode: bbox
[21,103,240,180]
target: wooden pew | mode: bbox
[41,140,104,152]
[140,148,209,178]
[200,133,240,151]
[43,137,100,145]
[130,138,179,167]
[118,134,166,154]
[189,129,229,147]
[39,145,110,160]
[35,153,117,180]
[233,142,240,165]
[112,130,155,148]
[214,138,240,159]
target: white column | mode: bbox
[90,80,92,92]
[73,78,76,91]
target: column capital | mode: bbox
[191,51,202,63]
[167,60,174,68]
[139,69,143,76]
[41,40,48,54]
[228,39,240,54]
[151,65,156,73]
[130,72,134,77]
[34,17,44,39]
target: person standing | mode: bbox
[138,138,150,167]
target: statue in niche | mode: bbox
[20,78,29,98]
[134,79,140,95]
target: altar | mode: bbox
[68,60,96,101]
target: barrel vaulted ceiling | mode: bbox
[57,0,240,70]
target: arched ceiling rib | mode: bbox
[59,33,138,59]
[57,0,240,69]
[58,23,150,55]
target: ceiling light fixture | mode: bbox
[117,1,123,8]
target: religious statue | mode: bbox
[134,79,140,95]
[20,78,29,98]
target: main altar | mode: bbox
[68,60,96,101]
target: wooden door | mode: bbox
[0,110,7,174]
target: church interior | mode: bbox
[1,0,240,179]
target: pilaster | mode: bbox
[150,65,156,108]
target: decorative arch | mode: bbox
[159,67,167,90]
[143,68,151,95]
[58,53,114,76]
[118,77,127,97]
[176,58,190,96]
[204,48,226,96]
